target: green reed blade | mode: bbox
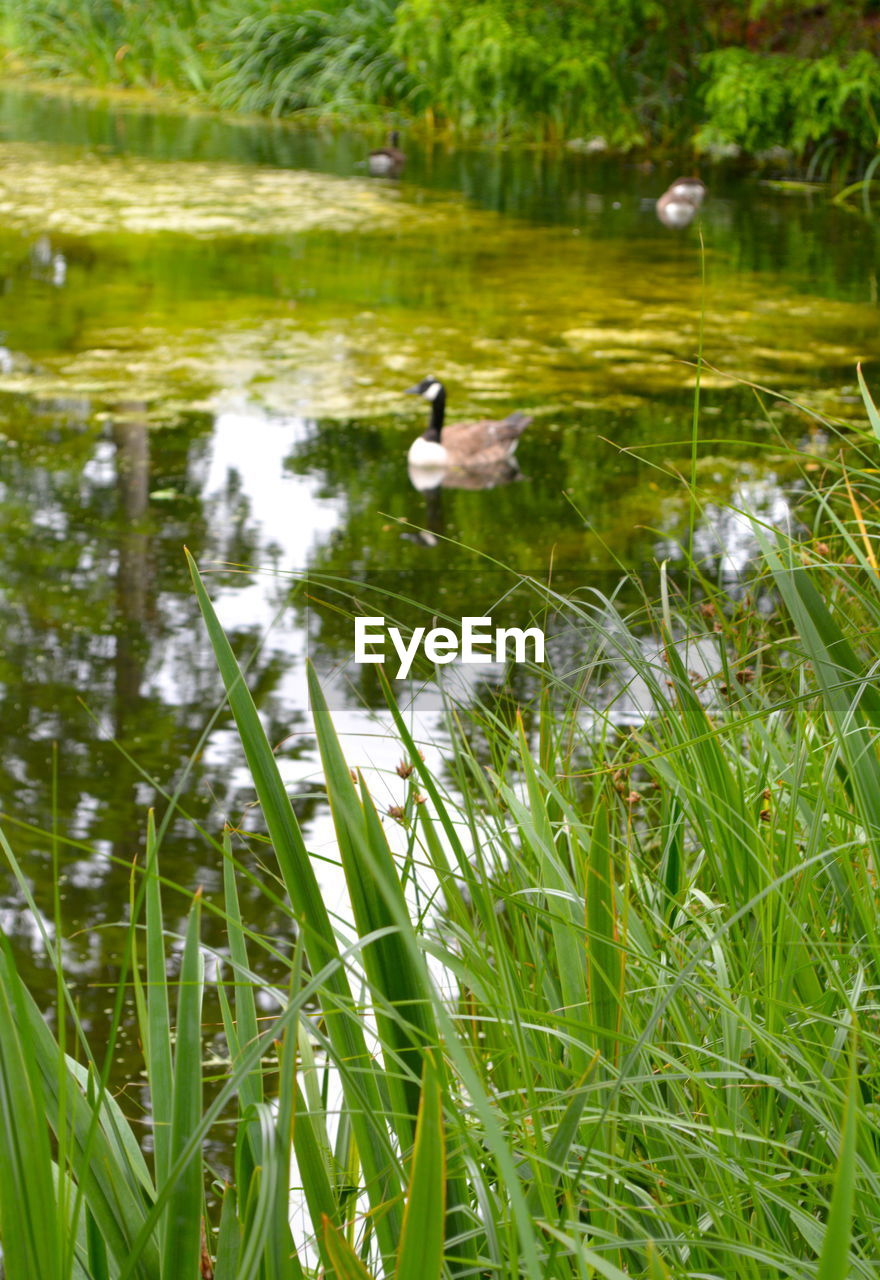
[0,945,158,1278]
[646,1241,672,1278]
[395,1058,445,1280]
[213,1183,242,1280]
[585,798,622,1068]
[762,538,880,852]
[816,1038,860,1280]
[160,892,204,1280]
[308,661,484,1273]
[0,932,62,1280]
[306,661,437,1127]
[144,811,173,1193]
[322,1214,376,1280]
[221,829,263,1116]
[187,551,403,1261]
[857,363,880,444]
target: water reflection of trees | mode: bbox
[0,391,302,1045]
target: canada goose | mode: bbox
[405,376,531,473]
[368,131,405,177]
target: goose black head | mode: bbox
[405,376,446,440]
[405,376,444,402]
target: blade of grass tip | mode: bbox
[0,932,62,1280]
[395,1057,446,1280]
[160,891,205,1280]
[322,1215,376,1280]
[841,460,878,570]
[646,1241,672,1278]
[816,1035,860,1280]
[212,1184,243,1280]
[186,550,338,958]
[144,810,173,1193]
[186,551,403,1261]
[857,362,880,444]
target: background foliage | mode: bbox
[3,0,880,169]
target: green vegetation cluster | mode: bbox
[2,376,880,1276]
[3,0,880,171]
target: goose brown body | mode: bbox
[437,413,531,466]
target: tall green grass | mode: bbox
[1,376,880,1275]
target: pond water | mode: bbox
[1,83,879,1060]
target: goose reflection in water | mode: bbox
[402,459,524,548]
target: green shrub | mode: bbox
[392,0,646,141]
[698,46,880,162]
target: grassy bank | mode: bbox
[3,0,880,175]
[1,372,880,1276]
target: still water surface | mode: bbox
[0,85,878,1051]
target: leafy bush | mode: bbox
[392,0,646,141]
[699,46,880,162]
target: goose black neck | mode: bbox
[424,388,446,441]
